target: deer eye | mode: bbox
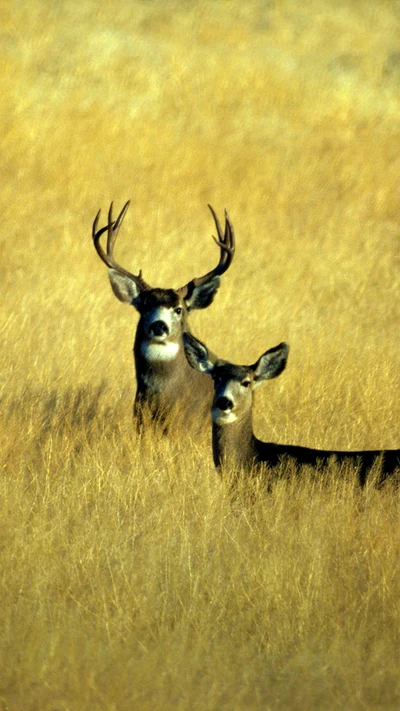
[241,379,251,388]
[174,307,183,316]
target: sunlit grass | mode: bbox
[1,0,399,708]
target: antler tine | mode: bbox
[210,204,235,267]
[106,200,130,256]
[217,208,235,268]
[92,202,151,290]
[92,210,115,266]
[208,203,224,242]
[106,201,115,255]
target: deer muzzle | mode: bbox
[215,396,233,412]
[149,320,169,338]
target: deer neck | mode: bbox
[133,327,213,421]
[134,328,187,386]
[212,409,258,471]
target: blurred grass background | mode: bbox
[1,1,399,709]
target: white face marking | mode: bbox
[143,306,182,342]
[141,341,180,362]
[212,383,238,425]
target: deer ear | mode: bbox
[184,276,221,311]
[108,269,141,308]
[253,342,289,386]
[182,332,215,373]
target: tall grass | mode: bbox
[1,0,399,708]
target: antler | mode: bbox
[178,205,235,297]
[92,201,151,291]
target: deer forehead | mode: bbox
[139,288,184,312]
[142,306,179,326]
[213,362,252,384]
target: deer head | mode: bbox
[93,202,235,361]
[183,332,289,425]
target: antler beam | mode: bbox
[178,204,235,296]
[92,202,151,291]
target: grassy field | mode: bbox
[1,0,400,708]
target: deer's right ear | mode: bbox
[108,269,141,308]
[183,332,215,374]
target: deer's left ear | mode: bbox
[184,277,221,311]
[253,343,289,386]
[182,332,215,374]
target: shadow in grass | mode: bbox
[1,381,135,475]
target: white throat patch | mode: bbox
[141,340,180,362]
[212,408,238,425]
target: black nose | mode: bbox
[149,320,169,337]
[215,396,233,411]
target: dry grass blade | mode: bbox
[1,1,399,709]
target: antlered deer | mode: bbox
[93,202,235,430]
[183,332,400,487]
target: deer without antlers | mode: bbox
[93,202,235,430]
[183,332,400,487]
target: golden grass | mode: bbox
[1,0,400,708]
